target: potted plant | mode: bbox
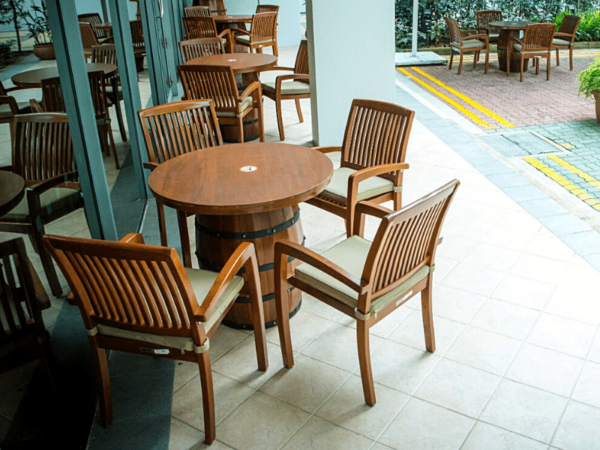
[22,0,53,60]
[577,57,600,124]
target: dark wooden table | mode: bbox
[0,171,25,217]
[490,21,536,72]
[148,142,334,329]
[11,63,117,89]
[185,53,277,141]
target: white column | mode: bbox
[307,0,396,145]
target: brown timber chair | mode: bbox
[256,4,279,13]
[178,37,225,63]
[552,15,580,71]
[274,180,460,405]
[306,99,414,237]
[476,10,503,43]
[0,113,84,297]
[91,44,127,142]
[233,12,278,56]
[130,19,146,71]
[0,81,32,125]
[42,233,268,445]
[0,237,55,381]
[507,23,555,82]
[79,22,103,60]
[184,5,211,17]
[445,17,489,75]
[138,99,222,259]
[261,39,309,141]
[182,16,233,53]
[33,72,120,169]
[78,13,111,42]
[195,0,226,15]
[178,64,265,144]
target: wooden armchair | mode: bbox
[178,37,225,63]
[79,22,106,60]
[476,10,503,43]
[78,13,111,42]
[182,17,233,53]
[553,15,580,71]
[130,19,146,71]
[507,23,555,82]
[233,12,278,56]
[138,99,222,264]
[184,6,211,17]
[0,113,84,297]
[445,17,489,75]
[42,233,268,445]
[275,181,460,405]
[306,99,414,237]
[0,237,54,380]
[178,64,265,144]
[91,44,127,142]
[261,40,309,141]
[33,72,120,169]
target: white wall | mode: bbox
[225,0,302,46]
[307,0,396,145]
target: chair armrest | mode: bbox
[508,36,521,45]
[230,27,249,36]
[0,95,18,114]
[239,81,262,102]
[463,33,489,43]
[143,161,159,171]
[0,164,12,171]
[274,240,366,294]
[261,66,294,72]
[193,242,258,321]
[347,162,409,193]
[554,31,575,39]
[120,233,145,244]
[29,99,44,112]
[461,29,477,36]
[275,73,309,88]
[312,146,341,154]
[352,201,393,238]
[27,171,79,195]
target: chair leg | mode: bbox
[536,57,540,75]
[157,200,168,247]
[237,117,244,143]
[107,124,119,170]
[555,47,560,66]
[569,46,573,71]
[257,97,265,143]
[246,259,268,371]
[448,51,454,70]
[520,58,524,82]
[473,51,478,68]
[295,99,304,123]
[421,278,436,353]
[458,52,464,75]
[357,321,376,406]
[275,97,285,141]
[274,251,294,368]
[484,48,489,74]
[33,228,63,297]
[176,209,192,268]
[114,98,127,142]
[506,48,510,77]
[547,55,550,81]
[89,342,113,427]
[272,41,278,57]
[197,351,216,445]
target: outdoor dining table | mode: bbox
[489,20,536,72]
[11,63,117,89]
[185,53,277,141]
[147,142,334,329]
[0,171,25,218]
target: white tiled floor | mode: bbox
[3,46,600,450]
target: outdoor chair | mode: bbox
[184,6,211,17]
[178,37,225,63]
[138,99,222,254]
[552,15,580,71]
[78,13,111,42]
[32,72,120,169]
[0,113,84,297]
[445,17,489,75]
[261,39,309,141]
[305,99,414,237]
[0,81,32,125]
[178,64,265,143]
[182,16,233,53]
[232,12,278,56]
[91,44,127,142]
[476,10,503,44]
[195,0,226,15]
[507,23,555,82]
[0,237,55,382]
[274,181,460,406]
[130,19,146,71]
[79,22,103,60]
[42,233,268,445]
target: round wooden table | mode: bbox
[0,171,25,217]
[148,142,334,329]
[186,53,277,142]
[11,63,118,89]
[490,21,535,73]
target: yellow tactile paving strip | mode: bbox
[523,155,600,210]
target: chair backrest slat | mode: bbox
[523,23,555,51]
[476,10,503,34]
[250,12,277,42]
[130,20,145,49]
[179,37,224,63]
[79,22,100,52]
[183,16,218,40]
[78,13,106,38]
[184,6,211,17]
[445,17,461,45]
[178,65,239,111]
[294,39,309,75]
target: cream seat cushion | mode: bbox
[553,38,571,46]
[96,269,244,352]
[1,187,81,221]
[295,236,430,315]
[318,167,394,205]
[261,81,310,95]
[513,44,550,54]
[235,35,274,45]
[216,96,253,118]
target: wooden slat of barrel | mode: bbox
[195,205,303,329]
[497,29,529,73]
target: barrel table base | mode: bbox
[195,205,303,329]
[497,29,529,73]
[220,72,261,142]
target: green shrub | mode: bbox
[577,57,600,100]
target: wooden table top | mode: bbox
[211,14,252,23]
[185,53,277,73]
[0,171,25,217]
[148,143,334,215]
[489,21,536,29]
[11,63,117,88]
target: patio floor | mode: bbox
[2,45,600,450]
